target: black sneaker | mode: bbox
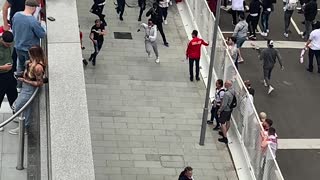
[218,137,228,144]
[218,131,223,136]
[307,68,313,72]
[213,126,220,131]
[196,77,200,81]
[190,77,193,82]
[92,61,96,66]
[89,54,94,61]
[120,16,123,21]
[83,59,88,66]
[207,120,213,124]
[164,42,169,47]
[138,17,141,21]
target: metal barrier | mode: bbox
[183,0,284,179]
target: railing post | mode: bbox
[16,114,25,170]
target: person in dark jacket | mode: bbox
[260,0,272,36]
[146,3,169,47]
[138,0,146,21]
[116,0,126,21]
[178,166,193,180]
[90,0,107,25]
[303,0,317,39]
[247,0,261,40]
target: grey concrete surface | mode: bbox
[219,1,320,179]
[77,0,238,179]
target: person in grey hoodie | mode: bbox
[140,18,160,64]
[259,40,284,94]
[232,13,248,48]
[217,80,235,144]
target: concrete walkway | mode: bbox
[77,1,237,179]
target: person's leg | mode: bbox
[268,68,273,81]
[6,73,18,107]
[163,7,168,20]
[314,50,320,72]
[263,68,270,86]
[11,48,17,73]
[120,4,125,20]
[214,106,220,127]
[261,12,266,32]
[0,75,6,108]
[90,3,99,15]
[157,23,168,45]
[226,121,231,132]
[151,42,159,58]
[305,20,312,39]
[284,10,293,34]
[237,37,246,48]
[232,10,237,25]
[138,6,145,21]
[189,59,194,81]
[308,49,315,71]
[252,16,259,37]
[91,42,99,65]
[195,59,200,80]
[15,50,29,89]
[247,15,253,36]
[266,12,270,31]
[145,40,152,56]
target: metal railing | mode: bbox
[183,0,284,179]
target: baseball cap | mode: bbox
[25,0,39,7]
[2,31,14,43]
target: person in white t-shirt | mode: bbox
[305,27,320,73]
[231,0,245,25]
[261,127,278,158]
[227,36,243,69]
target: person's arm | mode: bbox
[275,49,284,68]
[186,41,191,59]
[99,26,106,36]
[19,65,44,87]
[2,1,11,31]
[0,64,12,71]
[32,20,46,38]
[89,31,96,44]
[201,39,209,46]
[140,23,148,29]
[232,24,239,37]
[146,8,153,17]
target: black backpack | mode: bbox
[229,94,237,109]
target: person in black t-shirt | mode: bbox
[89,19,106,66]
[90,0,107,25]
[2,0,25,31]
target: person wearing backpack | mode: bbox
[217,80,236,144]
[283,0,297,38]
[207,79,225,130]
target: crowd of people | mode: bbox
[0,0,47,134]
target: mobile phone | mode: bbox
[47,16,56,21]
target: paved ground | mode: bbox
[219,1,320,180]
[77,0,237,179]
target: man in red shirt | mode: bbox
[186,30,209,81]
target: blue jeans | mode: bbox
[14,82,37,128]
[236,37,246,48]
[16,50,30,88]
[261,11,271,33]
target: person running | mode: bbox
[140,18,160,64]
[217,80,236,144]
[0,31,17,115]
[258,40,284,94]
[283,0,297,38]
[207,79,225,131]
[186,30,209,81]
[146,3,169,47]
[158,0,170,25]
[89,19,106,66]
[305,25,320,73]
[261,0,272,36]
[138,0,146,21]
[232,13,248,48]
[247,0,261,40]
[9,45,46,135]
[303,0,317,39]
[116,0,126,21]
[90,0,107,25]
[178,166,194,180]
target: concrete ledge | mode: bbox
[46,0,95,179]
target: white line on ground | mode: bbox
[242,40,305,49]
[291,17,302,35]
[222,31,261,34]
[278,139,320,149]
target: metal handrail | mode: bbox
[0,87,39,128]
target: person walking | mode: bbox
[178,166,194,180]
[231,0,245,26]
[12,0,46,90]
[303,0,317,39]
[116,0,126,21]
[261,0,272,36]
[283,0,297,38]
[146,3,169,47]
[0,31,17,115]
[158,0,170,25]
[247,0,261,40]
[217,80,236,144]
[9,45,46,135]
[138,0,146,21]
[233,13,248,48]
[140,19,160,63]
[305,26,320,73]
[207,79,225,131]
[259,40,284,94]
[90,0,107,25]
[89,19,106,66]
[186,30,209,81]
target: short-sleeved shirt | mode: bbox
[309,29,320,50]
[0,42,13,73]
[7,0,26,21]
[91,24,105,42]
[228,45,238,63]
[215,88,225,103]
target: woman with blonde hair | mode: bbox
[9,45,46,135]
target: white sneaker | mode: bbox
[261,32,266,37]
[268,86,274,94]
[155,58,160,64]
[17,88,21,93]
[238,58,244,63]
[9,127,20,135]
[284,33,288,38]
[0,127,3,132]
[164,20,168,25]
[263,80,268,87]
[266,29,269,33]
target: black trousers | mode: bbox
[160,7,168,20]
[232,10,244,25]
[308,49,320,71]
[91,40,104,63]
[189,58,200,79]
[247,15,259,36]
[0,72,17,108]
[156,22,167,44]
[91,4,106,24]
[139,4,146,19]
[116,0,125,18]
